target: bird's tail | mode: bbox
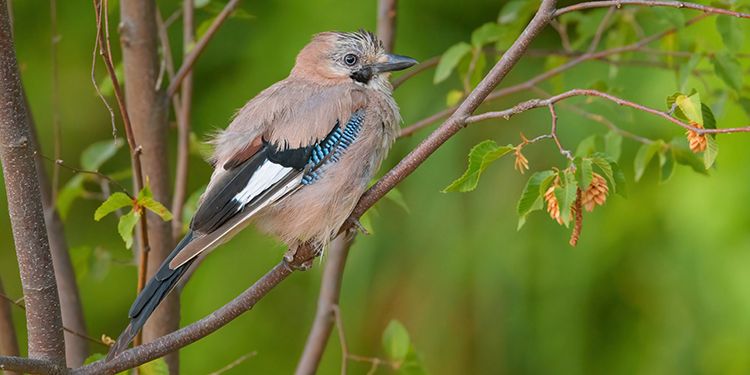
[107,231,196,361]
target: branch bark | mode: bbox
[0,0,66,365]
[0,356,67,375]
[118,0,177,371]
[0,278,21,375]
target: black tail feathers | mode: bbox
[106,231,196,361]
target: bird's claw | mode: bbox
[347,217,370,235]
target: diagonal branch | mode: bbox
[555,0,750,18]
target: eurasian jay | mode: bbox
[107,30,416,358]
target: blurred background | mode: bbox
[2,0,750,374]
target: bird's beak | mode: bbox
[371,54,418,73]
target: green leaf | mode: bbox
[139,197,173,221]
[471,23,503,47]
[704,136,719,169]
[604,131,622,161]
[81,139,124,171]
[194,0,211,8]
[575,135,597,157]
[610,160,627,198]
[195,17,216,42]
[442,140,513,193]
[516,170,556,222]
[677,55,701,91]
[634,141,664,182]
[434,42,472,84]
[385,188,410,213]
[139,357,169,375]
[713,52,744,91]
[716,16,744,51]
[574,157,594,189]
[670,139,708,174]
[659,149,675,184]
[654,7,685,29]
[118,210,140,249]
[468,51,486,89]
[57,174,85,220]
[498,0,529,24]
[702,103,717,138]
[592,153,627,197]
[382,320,410,362]
[676,92,703,125]
[445,90,464,107]
[94,192,133,221]
[554,170,578,227]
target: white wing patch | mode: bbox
[233,160,293,209]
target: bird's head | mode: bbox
[291,30,417,90]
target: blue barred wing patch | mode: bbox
[302,110,365,185]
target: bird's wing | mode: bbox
[167,90,367,269]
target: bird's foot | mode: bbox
[283,242,320,271]
[347,217,370,235]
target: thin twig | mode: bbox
[587,6,616,53]
[391,56,439,89]
[37,152,133,198]
[207,352,257,375]
[50,0,62,206]
[167,0,241,97]
[555,0,750,18]
[547,103,574,160]
[549,19,573,52]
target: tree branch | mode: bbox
[377,0,398,52]
[0,0,66,364]
[167,0,241,98]
[0,356,68,375]
[555,0,750,18]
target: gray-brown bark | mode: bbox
[0,0,66,365]
[0,278,21,375]
[119,0,177,372]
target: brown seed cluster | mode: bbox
[581,172,609,212]
[544,178,568,225]
[687,121,707,153]
[514,147,529,174]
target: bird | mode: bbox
[106,30,417,359]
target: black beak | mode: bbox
[371,54,418,73]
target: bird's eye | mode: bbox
[344,54,358,66]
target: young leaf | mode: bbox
[702,103,717,137]
[716,16,744,51]
[604,131,622,161]
[713,52,744,91]
[81,139,124,171]
[658,149,675,184]
[434,42,472,84]
[516,170,556,218]
[471,23,503,47]
[94,192,133,221]
[670,139,708,174]
[382,320,410,362]
[675,92,703,126]
[118,210,140,249]
[591,153,627,197]
[442,140,513,193]
[553,170,578,227]
[139,197,173,221]
[574,135,597,157]
[704,136,719,169]
[574,157,593,188]
[634,141,664,182]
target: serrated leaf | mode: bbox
[94,192,133,221]
[575,157,593,188]
[554,170,578,227]
[659,149,675,184]
[716,16,744,51]
[604,131,622,161]
[634,141,664,182]
[713,52,744,91]
[81,139,124,171]
[610,160,627,198]
[434,42,472,84]
[382,320,410,362]
[575,135,597,157]
[670,138,708,174]
[592,153,626,197]
[139,357,169,375]
[516,170,556,218]
[139,197,173,221]
[118,210,140,249]
[704,136,719,169]
[442,140,513,193]
[675,92,703,126]
[471,22,503,47]
[445,90,464,107]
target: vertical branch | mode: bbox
[118,0,177,371]
[296,3,400,374]
[0,0,66,365]
[171,0,195,241]
[0,278,21,375]
[50,0,61,205]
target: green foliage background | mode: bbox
[2,0,750,373]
